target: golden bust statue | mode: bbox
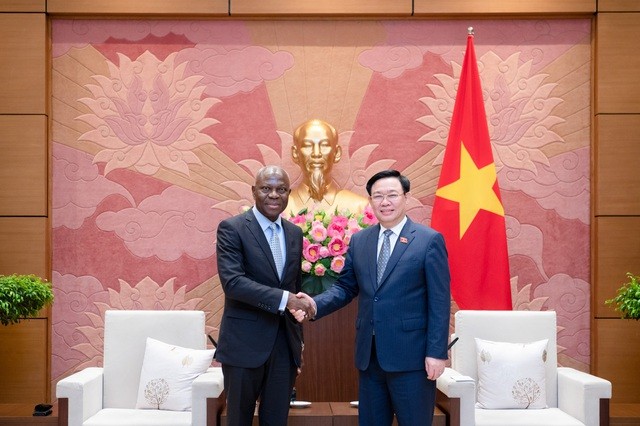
[286,119,369,215]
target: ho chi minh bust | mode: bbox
[286,119,369,216]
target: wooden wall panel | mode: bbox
[596,13,640,114]
[0,218,48,278]
[47,0,228,15]
[0,116,47,217]
[231,0,410,16]
[595,115,640,216]
[594,217,640,318]
[414,0,595,15]
[598,0,640,12]
[0,319,48,404]
[594,319,640,403]
[0,0,45,12]
[0,14,46,115]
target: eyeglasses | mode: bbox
[370,193,404,203]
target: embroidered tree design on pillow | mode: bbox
[511,377,542,408]
[144,378,170,409]
[511,348,547,408]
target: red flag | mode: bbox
[431,31,512,310]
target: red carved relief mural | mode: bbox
[51,19,591,385]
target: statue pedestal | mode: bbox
[294,300,359,402]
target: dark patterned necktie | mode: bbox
[269,223,284,279]
[377,229,393,286]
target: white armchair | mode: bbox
[56,310,225,426]
[436,310,611,426]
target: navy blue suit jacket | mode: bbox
[215,209,304,369]
[314,217,450,372]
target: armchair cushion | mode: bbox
[475,338,549,409]
[475,408,585,426]
[84,408,191,426]
[135,337,215,411]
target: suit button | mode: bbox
[374,297,379,302]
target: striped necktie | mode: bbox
[269,223,284,279]
[377,229,393,286]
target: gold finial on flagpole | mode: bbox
[468,27,474,35]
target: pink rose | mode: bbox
[291,214,307,225]
[328,237,348,256]
[330,255,346,273]
[303,244,321,262]
[314,263,327,276]
[331,214,349,228]
[362,206,378,226]
[301,260,313,273]
[310,222,328,242]
[347,218,361,233]
[303,238,310,249]
[319,246,330,258]
[327,222,346,238]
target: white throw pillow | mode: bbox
[135,337,215,411]
[475,338,548,409]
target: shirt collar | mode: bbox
[252,206,283,231]
[379,215,407,237]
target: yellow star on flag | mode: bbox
[435,142,504,239]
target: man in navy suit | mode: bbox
[295,169,451,426]
[216,165,313,425]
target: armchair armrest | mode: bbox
[56,367,104,426]
[436,367,476,426]
[557,367,612,426]
[192,367,225,426]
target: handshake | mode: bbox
[286,292,317,322]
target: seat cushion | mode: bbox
[84,408,191,426]
[475,407,585,426]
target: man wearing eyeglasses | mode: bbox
[294,169,451,426]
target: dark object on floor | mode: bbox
[33,403,53,416]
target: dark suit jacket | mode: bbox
[215,208,304,369]
[314,217,450,372]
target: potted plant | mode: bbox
[605,272,640,321]
[0,274,54,326]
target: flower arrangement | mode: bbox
[288,206,378,294]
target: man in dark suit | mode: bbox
[294,169,451,426]
[215,165,313,425]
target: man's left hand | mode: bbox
[425,357,446,381]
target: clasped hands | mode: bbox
[286,292,316,322]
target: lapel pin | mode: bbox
[400,237,408,244]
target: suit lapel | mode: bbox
[281,220,298,283]
[377,219,415,289]
[244,210,280,281]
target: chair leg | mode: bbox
[436,389,460,426]
[58,398,68,426]
[600,398,610,426]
